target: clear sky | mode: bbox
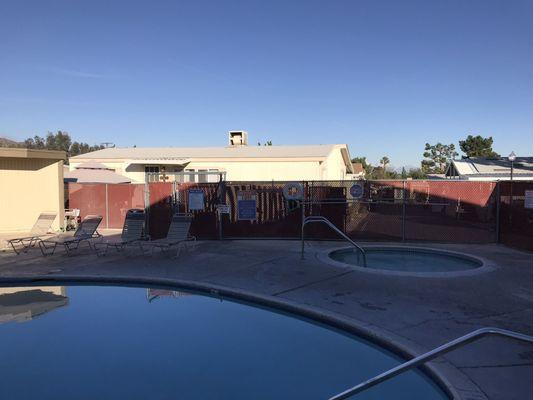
[1,0,532,168]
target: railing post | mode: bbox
[402,180,406,241]
[301,208,306,260]
[495,181,501,243]
[300,181,307,260]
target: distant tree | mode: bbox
[459,135,499,158]
[401,167,408,179]
[407,168,428,179]
[45,130,72,152]
[21,131,105,163]
[258,140,273,146]
[69,141,104,157]
[421,142,458,174]
[379,156,390,178]
[24,135,46,149]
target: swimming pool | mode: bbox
[329,246,483,273]
[0,283,448,399]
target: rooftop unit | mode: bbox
[228,131,248,146]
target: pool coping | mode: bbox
[0,273,478,400]
[317,244,498,278]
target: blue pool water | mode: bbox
[0,284,448,399]
[330,247,482,272]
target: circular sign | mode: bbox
[349,183,364,199]
[283,182,304,200]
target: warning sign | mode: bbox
[237,191,257,220]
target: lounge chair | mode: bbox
[140,214,195,257]
[95,209,146,256]
[38,215,103,256]
[7,213,57,254]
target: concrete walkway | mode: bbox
[1,235,532,400]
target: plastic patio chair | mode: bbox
[95,209,146,256]
[38,215,103,256]
[7,212,57,254]
[140,213,196,257]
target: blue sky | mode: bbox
[1,0,532,168]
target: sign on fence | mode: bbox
[349,182,364,199]
[188,189,205,211]
[283,182,303,200]
[237,191,257,220]
[217,204,230,214]
[525,191,533,209]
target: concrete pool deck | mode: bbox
[0,233,532,400]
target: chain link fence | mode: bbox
[69,179,533,248]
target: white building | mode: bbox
[445,157,533,181]
[69,131,354,183]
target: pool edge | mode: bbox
[0,273,486,399]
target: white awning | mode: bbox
[124,159,191,168]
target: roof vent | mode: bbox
[228,131,248,146]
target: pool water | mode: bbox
[330,247,482,272]
[0,284,448,400]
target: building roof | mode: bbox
[0,147,66,160]
[447,157,533,178]
[70,144,345,161]
[351,162,364,175]
[73,161,113,170]
[64,168,131,184]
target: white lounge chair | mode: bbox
[95,209,146,256]
[140,214,195,257]
[38,215,103,256]
[8,213,57,254]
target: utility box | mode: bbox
[228,131,248,146]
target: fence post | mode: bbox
[144,179,150,238]
[105,184,109,229]
[401,180,406,241]
[495,181,501,243]
[300,180,306,259]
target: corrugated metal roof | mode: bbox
[450,157,533,177]
[71,144,343,160]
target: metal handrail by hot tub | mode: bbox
[301,216,367,267]
[328,327,533,400]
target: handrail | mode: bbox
[301,216,366,267]
[328,327,533,400]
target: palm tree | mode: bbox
[379,156,390,179]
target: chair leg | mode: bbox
[173,243,182,259]
[39,241,57,256]
[9,241,21,255]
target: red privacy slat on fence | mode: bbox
[68,183,145,229]
[148,182,173,239]
[107,184,145,228]
[68,183,108,227]
[67,180,532,251]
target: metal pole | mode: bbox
[218,174,223,240]
[401,180,406,241]
[495,181,501,243]
[300,180,306,260]
[509,161,514,225]
[144,177,150,238]
[328,327,533,400]
[105,183,109,229]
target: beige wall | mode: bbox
[69,146,352,182]
[320,147,351,180]
[187,160,322,181]
[0,157,64,233]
